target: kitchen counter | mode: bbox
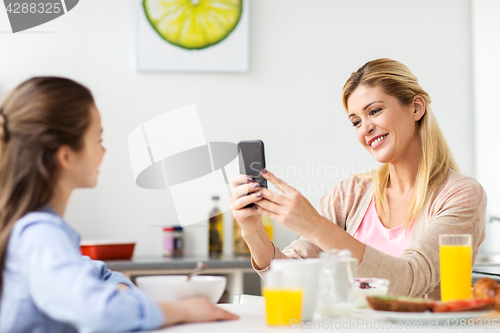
[473,265,500,282]
[473,254,500,281]
[104,255,253,271]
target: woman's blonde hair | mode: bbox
[342,58,459,229]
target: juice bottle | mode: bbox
[209,195,223,258]
[262,216,273,242]
[233,216,273,255]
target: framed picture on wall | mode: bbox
[135,0,249,73]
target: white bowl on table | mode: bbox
[136,275,226,303]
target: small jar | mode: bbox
[173,226,183,257]
[163,226,183,257]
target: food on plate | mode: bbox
[367,295,496,313]
[473,278,499,299]
[495,288,500,311]
[366,296,433,312]
[472,277,500,310]
[367,278,500,313]
[432,299,496,312]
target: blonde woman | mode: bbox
[231,58,486,300]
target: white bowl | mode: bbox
[355,278,389,308]
[136,275,226,303]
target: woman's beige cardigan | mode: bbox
[253,171,487,300]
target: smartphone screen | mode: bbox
[238,140,267,188]
[238,140,267,208]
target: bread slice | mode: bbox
[366,296,433,312]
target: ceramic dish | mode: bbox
[366,309,494,325]
[80,240,135,260]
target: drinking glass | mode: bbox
[262,269,303,326]
[270,258,321,321]
[439,234,472,302]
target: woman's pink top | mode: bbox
[353,197,414,257]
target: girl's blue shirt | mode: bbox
[0,207,164,333]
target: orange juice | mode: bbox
[262,288,302,326]
[440,244,472,302]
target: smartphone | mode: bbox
[238,140,267,207]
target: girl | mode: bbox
[0,77,237,333]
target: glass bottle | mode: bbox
[209,195,223,258]
[262,215,274,242]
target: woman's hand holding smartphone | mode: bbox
[230,140,275,269]
[237,140,267,207]
[230,172,275,269]
[230,140,268,234]
[233,140,325,245]
[230,173,264,234]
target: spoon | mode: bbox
[186,260,207,281]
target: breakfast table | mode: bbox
[105,255,500,332]
[144,302,500,332]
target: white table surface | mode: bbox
[144,304,500,333]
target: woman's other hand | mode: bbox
[254,169,324,240]
[230,174,264,233]
[159,297,239,326]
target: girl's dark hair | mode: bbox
[0,77,94,297]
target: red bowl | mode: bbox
[80,241,135,260]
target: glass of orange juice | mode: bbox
[262,269,303,326]
[439,234,472,302]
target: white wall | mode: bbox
[0,0,475,257]
[472,0,500,253]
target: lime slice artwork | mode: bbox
[143,0,243,50]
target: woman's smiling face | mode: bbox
[347,85,424,164]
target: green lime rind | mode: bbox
[143,0,243,51]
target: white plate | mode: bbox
[366,309,494,324]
